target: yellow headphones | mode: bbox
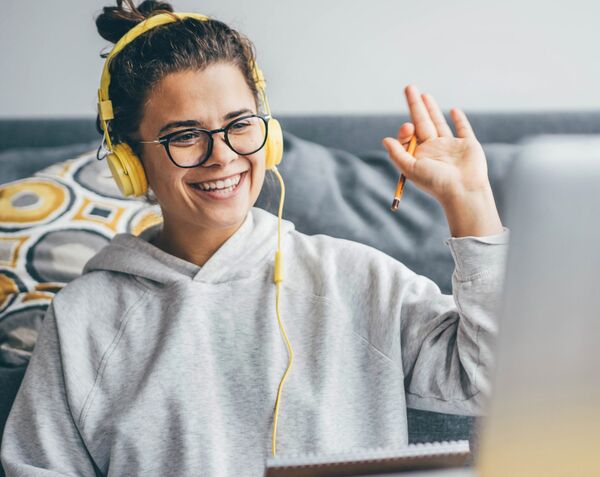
[97,11,292,458]
[97,11,284,198]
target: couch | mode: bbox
[2,112,600,473]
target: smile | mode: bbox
[188,171,248,200]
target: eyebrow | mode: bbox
[157,108,254,135]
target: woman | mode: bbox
[0,1,508,475]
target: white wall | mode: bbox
[1,0,599,117]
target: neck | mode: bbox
[153,214,247,267]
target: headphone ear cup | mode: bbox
[264,118,283,170]
[106,143,148,197]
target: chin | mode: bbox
[202,205,251,229]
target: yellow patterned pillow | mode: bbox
[0,149,162,366]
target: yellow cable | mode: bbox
[270,166,293,457]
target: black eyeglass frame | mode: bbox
[138,113,271,168]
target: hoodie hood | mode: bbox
[83,207,295,286]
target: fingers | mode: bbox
[450,107,476,139]
[397,122,415,146]
[422,93,453,137]
[405,85,438,142]
[403,86,474,142]
[382,137,416,178]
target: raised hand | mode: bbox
[382,85,504,238]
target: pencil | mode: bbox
[390,135,417,211]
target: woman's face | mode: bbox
[136,62,266,236]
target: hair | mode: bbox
[95,0,269,203]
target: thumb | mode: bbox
[382,137,417,178]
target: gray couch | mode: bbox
[2,112,600,471]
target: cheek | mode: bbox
[139,149,158,182]
[140,153,182,196]
[250,155,267,188]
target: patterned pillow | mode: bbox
[0,149,161,366]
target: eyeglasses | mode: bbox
[138,113,270,168]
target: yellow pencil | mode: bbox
[390,135,417,211]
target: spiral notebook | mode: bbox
[264,440,470,477]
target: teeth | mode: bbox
[194,172,243,191]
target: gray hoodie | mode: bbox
[1,207,509,476]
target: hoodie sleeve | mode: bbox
[0,304,100,476]
[399,227,510,416]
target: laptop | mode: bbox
[477,135,600,476]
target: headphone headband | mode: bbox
[97,11,269,142]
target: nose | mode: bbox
[201,131,237,168]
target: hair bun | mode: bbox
[137,0,173,16]
[96,0,174,45]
